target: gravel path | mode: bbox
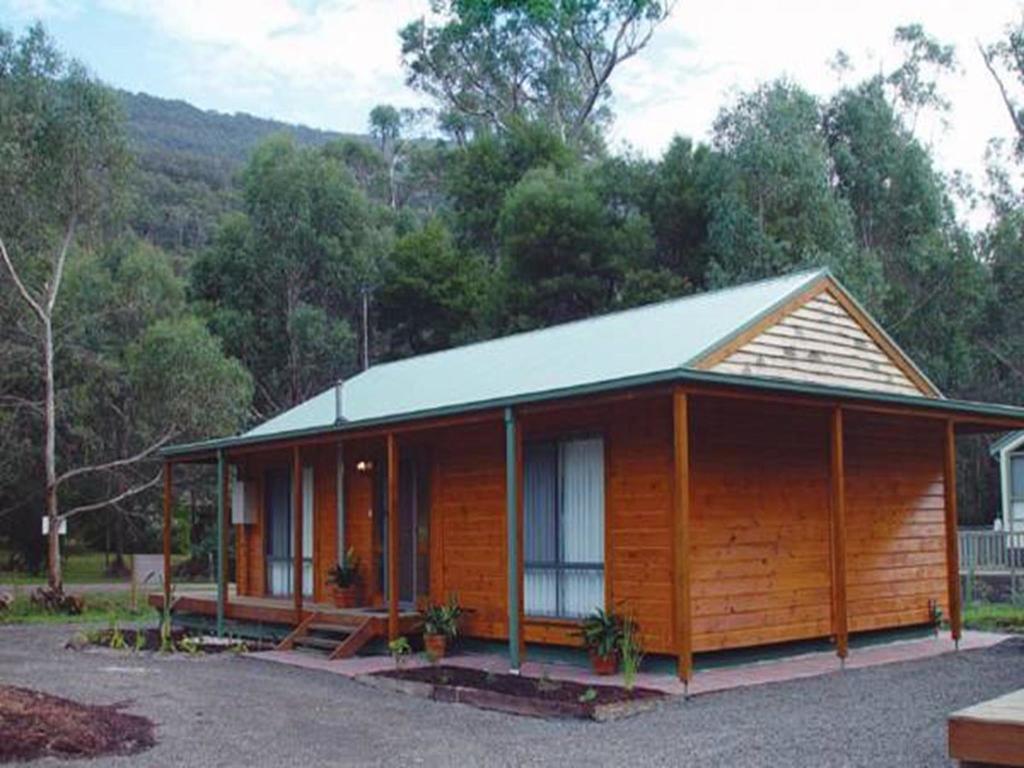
[1,623,1022,767]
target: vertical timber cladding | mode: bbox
[312,449,338,605]
[517,397,676,654]
[844,411,948,632]
[341,438,378,604]
[690,396,834,652]
[431,420,508,639]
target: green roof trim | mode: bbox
[990,431,1024,457]
[161,366,1024,459]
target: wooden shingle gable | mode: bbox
[694,276,941,398]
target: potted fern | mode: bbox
[326,547,361,608]
[579,608,624,676]
[421,597,463,660]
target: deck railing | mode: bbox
[958,528,1024,576]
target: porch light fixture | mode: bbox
[356,460,374,473]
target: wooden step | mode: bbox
[328,618,376,660]
[307,623,354,635]
[293,635,344,651]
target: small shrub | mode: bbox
[578,687,598,703]
[620,615,645,691]
[388,636,411,668]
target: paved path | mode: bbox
[2,623,1023,767]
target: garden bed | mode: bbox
[0,685,155,763]
[369,665,665,720]
[69,627,271,654]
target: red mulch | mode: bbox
[0,685,155,763]
[378,665,663,705]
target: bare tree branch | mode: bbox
[59,470,163,522]
[55,428,177,487]
[978,40,1024,141]
[0,237,46,322]
[46,213,77,315]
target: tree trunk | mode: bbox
[44,316,62,592]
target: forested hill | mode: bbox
[118,91,357,164]
[118,91,366,254]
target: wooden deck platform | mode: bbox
[148,588,422,636]
[949,688,1024,766]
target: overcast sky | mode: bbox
[4,0,1023,226]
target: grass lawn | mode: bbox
[0,551,192,585]
[0,589,156,626]
[963,602,1024,633]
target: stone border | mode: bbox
[354,673,663,721]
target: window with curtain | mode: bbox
[524,437,604,619]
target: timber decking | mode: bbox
[148,589,421,639]
[949,688,1024,767]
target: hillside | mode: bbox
[118,91,367,254]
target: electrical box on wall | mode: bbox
[231,479,257,525]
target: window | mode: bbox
[524,437,604,619]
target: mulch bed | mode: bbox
[374,665,664,720]
[0,685,155,763]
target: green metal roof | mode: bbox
[246,268,826,436]
[161,268,1024,458]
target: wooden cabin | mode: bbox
[156,269,1024,680]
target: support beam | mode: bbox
[504,407,521,672]
[672,389,693,683]
[944,420,962,644]
[387,434,399,641]
[828,407,849,660]
[162,461,173,612]
[216,449,227,637]
[292,445,303,623]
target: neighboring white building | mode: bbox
[990,431,1024,541]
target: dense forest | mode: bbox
[4,2,1024,583]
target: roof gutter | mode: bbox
[160,367,1024,461]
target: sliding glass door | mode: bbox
[264,468,313,597]
[523,437,605,619]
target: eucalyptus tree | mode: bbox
[0,26,252,588]
[400,0,675,145]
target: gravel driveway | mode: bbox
[1,623,1022,767]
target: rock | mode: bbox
[0,591,13,612]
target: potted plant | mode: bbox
[326,548,361,608]
[579,608,623,675]
[421,596,463,660]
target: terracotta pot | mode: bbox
[589,650,619,676]
[424,633,447,660]
[331,584,359,609]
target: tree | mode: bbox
[497,167,624,328]
[979,17,1024,158]
[0,25,132,591]
[400,0,674,144]
[376,219,487,356]
[192,136,383,415]
[704,81,872,297]
[369,104,402,151]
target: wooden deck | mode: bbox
[148,588,422,636]
[949,688,1024,766]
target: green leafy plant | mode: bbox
[578,608,623,659]
[133,629,147,653]
[578,687,598,704]
[421,596,464,640]
[536,672,561,693]
[108,621,127,651]
[388,636,411,668]
[178,635,202,656]
[620,615,645,690]
[159,587,175,654]
[327,547,361,588]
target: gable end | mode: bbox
[695,281,940,398]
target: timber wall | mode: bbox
[230,395,948,657]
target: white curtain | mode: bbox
[301,466,314,597]
[523,438,604,619]
[559,438,604,618]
